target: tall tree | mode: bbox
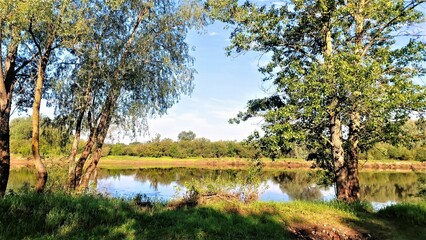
[60,0,204,191]
[209,0,426,202]
[25,0,87,193]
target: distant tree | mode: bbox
[178,131,196,141]
[209,0,426,202]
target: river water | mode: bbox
[7,167,425,209]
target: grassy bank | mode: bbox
[0,192,425,240]
[98,156,426,172]
[10,155,426,172]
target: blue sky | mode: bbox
[133,22,270,143]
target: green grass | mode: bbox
[1,191,425,240]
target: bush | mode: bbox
[414,147,426,162]
[388,146,413,161]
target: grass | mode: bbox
[0,191,425,240]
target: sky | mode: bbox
[131,22,271,143]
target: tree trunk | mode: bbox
[330,112,348,201]
[66,110,84,192]
[347,111,361,202]
[68,122,96,191]
[0,108,11,197]
[32,46,52,193]
[0,42,18,196]
[77,91,116,191]
[32,67,48,193]
[77,120,110,191]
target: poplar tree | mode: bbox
[209,0,426,202]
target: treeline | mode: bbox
[102,141,426,161]
[104,139,258,159]
[10,117,426,161]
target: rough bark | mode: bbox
[32,42,53,193]
[0,107,11,197]
[347,111,361,202]
[0,40,18,196]
[330,112,348,201]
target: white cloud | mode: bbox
[208,32,218,36]
[124,97,263,143]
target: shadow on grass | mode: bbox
[0,192,292,240]
[341,201,426,240]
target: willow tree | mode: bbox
[209,0,426,202]
[59,0,204,191]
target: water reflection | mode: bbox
[94,168,424,205]
[7,168,424,206]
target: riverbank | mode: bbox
[10,155,426,171]
[0,192,424,239]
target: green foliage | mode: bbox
[209,0,426,180]
[106,138,259,159]
[178,130,196,141]
[9,117,71,157]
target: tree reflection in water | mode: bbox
[7,168,425,204]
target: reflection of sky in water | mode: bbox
[371,201,397,211]
[96,175,186,201]
[261,180,291,201]
[92,171,422,211]
[97,176,336,204]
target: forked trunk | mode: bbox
[77,133,108,191]
[68,123,96,191]
[66,110,84,192]
[77,92,115,191]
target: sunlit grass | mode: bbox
[1,191,425,239]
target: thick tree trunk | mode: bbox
[347,111,361,202]
[0,109,11,197]
[330,113,348,201]
[66,110,84,192]
[0,42,18,196]
[32,45,52,193]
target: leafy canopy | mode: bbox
[209,0,426,162]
